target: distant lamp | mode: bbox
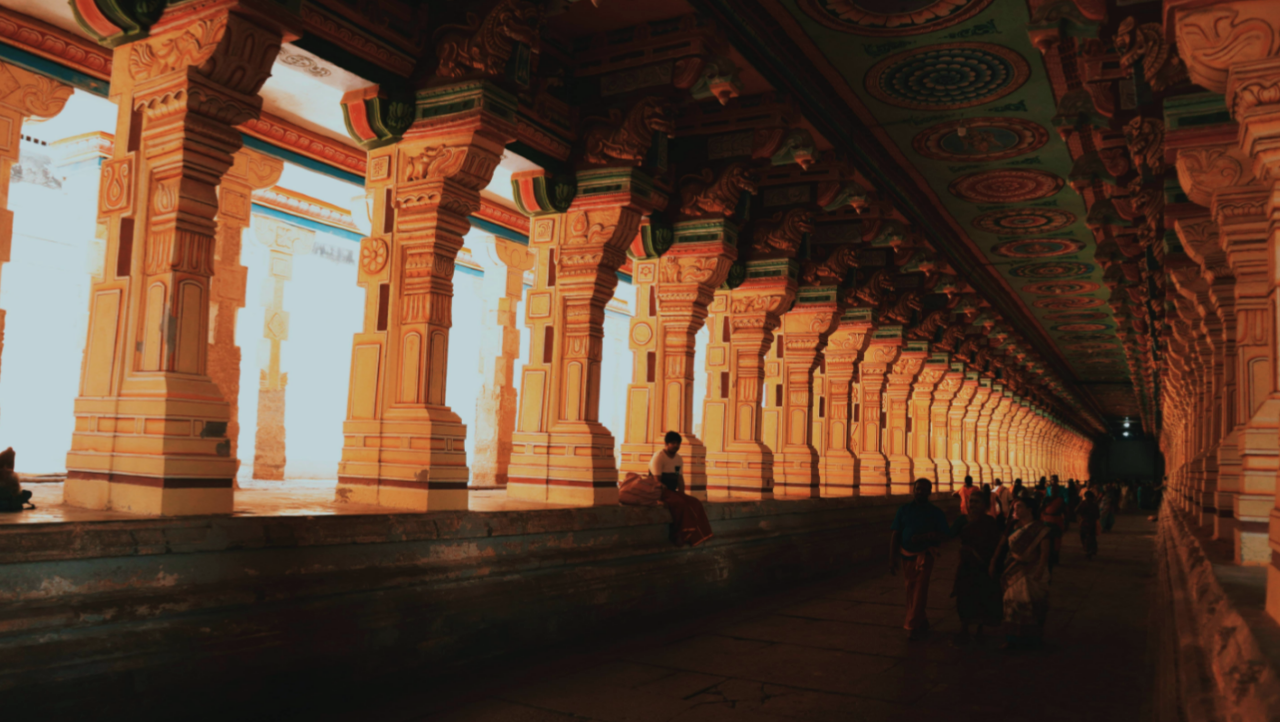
[1122,431,1130,437]
[1122,420,1131,429]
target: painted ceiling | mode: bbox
[743,0,1139,422]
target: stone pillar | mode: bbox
[908,354,948,487]
[963,378,994,482]
[857,327,902,495]
[989,389,1013,482]
[819,308,873,496]
[250,217,313,481]
[0,63,71,384]
[620,225,735,498]
[508,169,665,506]
[885,341,927,493]
[973,379,999,484]
[948,372,978,483]
[211,150,282,481]
[929,363,964,490]
[774,288,839,498]
[64,1,298,516]
[702,261,797,499]
[471,237,534,489]
[337,82,516,511]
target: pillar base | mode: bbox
[1237,520,1271,565]
[932,458,952,491]
[64,472,233,516]
[887,454,913,494]
[858,453,890,496]
[1214,494,1237,541]
[335,477,469,511]
[775,449,820,498]
[706,444,774,500]
[509,423,621,507]
[949,460,970,484]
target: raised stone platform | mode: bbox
[0,487,952,719]
[1154,507,1280,722]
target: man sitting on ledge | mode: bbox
[619,431,713,547]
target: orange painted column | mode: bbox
[471,238,535,489]
[773,288,839,498]
[961,377,992,482]
[213,150,282,481]
[907,353,949,487]
[250,216,313,481]
[819,308,873,496]
[857,327,903,495]
[929,362,964,491]
[947,371,978,484]
[0,62,72,385]
[64,2,298,515]
[508,169,665,506]
[988,387,1013,482]
[885,341,927,493]
[703,260,797,499]
[973,379,999,484]
[620,222,736,498]
[337,82,515,511]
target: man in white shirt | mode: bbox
[648,431,685,492]
[992,479,1012,522]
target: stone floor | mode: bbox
[3,480,574,524]
[298,514,1157,722]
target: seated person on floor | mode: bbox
[619,431,713,547]
[0,447,33,512]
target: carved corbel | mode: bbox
[581,96,675,167]
[433,0,542,86]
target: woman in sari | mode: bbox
[1040,493,1065,571]
[952,492,1003,643]
[990,498,1052,650]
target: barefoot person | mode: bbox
[620,432,713,547]
[952,492,1002,643]
[992,497,1053,650]
[890,478,950,641]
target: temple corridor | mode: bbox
[238,516,1159,722]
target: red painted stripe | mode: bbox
[74,0,122,39]
[517,180,541,212]
[345,99,376,141]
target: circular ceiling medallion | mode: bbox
[1053,322,1111,332]
[798,0,994,36]
[949,169,1064,203]
[1043,311,1107,321]
[866,43,1030,110]
[1021,280,1101,295]
[913,117,1049,162]
[1034,297,1105,309]
[1008,261,1094,279]
[991,238,1086,259]
[973,208,1076,235]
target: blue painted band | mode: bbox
[0,41,109,97]
[456,264,484,278]
[251,203,365,242]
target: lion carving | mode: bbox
[679,163,758,218]
[435,0,541,79]
[582,97,675,166]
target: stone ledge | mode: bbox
[1156,508,1280,722]
[0,492,954,715]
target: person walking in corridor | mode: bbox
[992,497,1052,650]
[890,478,950,641]
[952,492,1003,644]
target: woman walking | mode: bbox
[992,497,1053,650]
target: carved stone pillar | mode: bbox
[885,341,927,493]
[819,308,873,496]
[703,261,797,499]
[948,372,978,483]
[337,82,515,511]
[250,217,313,481]
[973,379,999,484]
[471,237,534,489]
[907,354,948,487]
[210,149,281,481]
[963,378,994,483]
[508,169,665,505]
[857,328,902,494]
[929,363,964,490]
[0,62,71,385]
[988,388,1012,482]
[774,288,839,498]
[620,226,735,498]
[64,2,299,516]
